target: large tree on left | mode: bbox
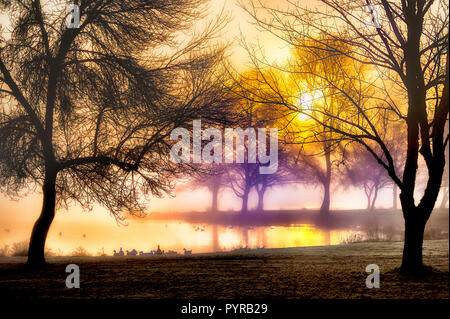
[0,0,232,267]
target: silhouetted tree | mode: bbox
[242,0,449,272]
[343,144,392,211]
[254,157,292,212]
[226,162,259,214]
[342,123,405,211]
[0,0,233,266]
[223,69,292,215]
[232,40,354,216]
[185,166,226,214]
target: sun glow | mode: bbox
[295,90,324,122]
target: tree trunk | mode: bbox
[211,176,220,214]
[401,211,427,272]
[370,186,379,211]
[320,180,330,215]
[256,187,266,212]
[241,188,249,215]
[365,185,373,210]
[320,149,331,216]
[27,168,57,267]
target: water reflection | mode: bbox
[3,211,447,256]
[105,221,362,255]
[212,224,348,251]
[91,214,445,255]
[41,220,364,256]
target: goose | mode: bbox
[126,249,137,256]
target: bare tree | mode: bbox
[222,68,295,214]
[254,148,294,212]
[0,0,233,267]
[242,0,448,272]
[342,144,392,211]
[341,123,405,211]
[230,39,358,216]
[208,172,224,214]
[185,165,226,214]
[225,162,259,214]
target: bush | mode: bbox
[71,246,91,257]
[0,244,9,257]
[10,241,28,256]
[6,241,58,257]
[44,248,57,257]
[340,224,404,244]
[340,232,364,244]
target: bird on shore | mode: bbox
[126,249,137,256]
[113,248,124,256]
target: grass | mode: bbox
[0,239,448,299]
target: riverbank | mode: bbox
[0,239,448,299]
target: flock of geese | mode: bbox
[113,245,192,257]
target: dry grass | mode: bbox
[0,239,448,299]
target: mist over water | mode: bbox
[1,210,447,257]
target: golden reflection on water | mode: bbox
[42,220,360,256]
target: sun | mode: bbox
[295,90,324,122]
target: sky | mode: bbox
[0,0,426,255]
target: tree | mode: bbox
[225,162,259,214]
[288,39,357,216]
[242,0,449,272]
[208,172,223,214]
[253,149,293,212]
[341,123,406,211]
[223,68,295,214]
[342,144,392,211]
[185,165,226,214]
[233,39,359,216]
[0,0,232,267]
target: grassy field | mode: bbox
[0,239,448,299]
